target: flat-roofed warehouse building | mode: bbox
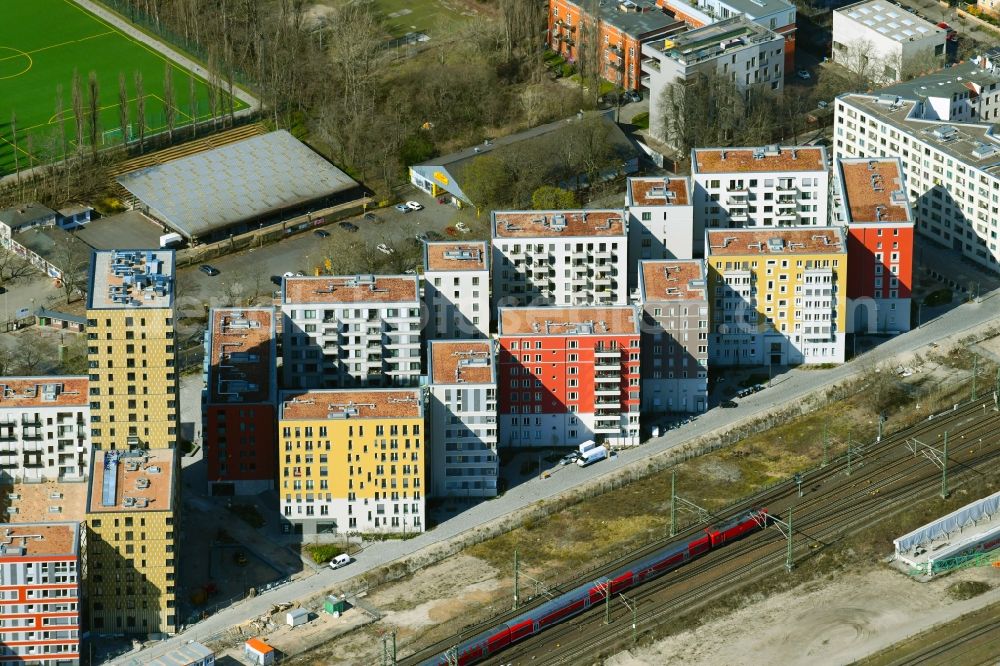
[116,131,362,244]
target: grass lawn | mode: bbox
[371,0,479,38]
[0,0,248,176]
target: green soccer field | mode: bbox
[0,0,248,177]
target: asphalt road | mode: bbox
[109,285,1000,664]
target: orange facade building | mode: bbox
[548,0,686,91]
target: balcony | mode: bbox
[21,416,42,427]
[594,372,620,383]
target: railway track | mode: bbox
[400,397,1000,665]
[499,409,1000,664]
[902,620,1000,666]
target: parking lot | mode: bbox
[181,191,483,306]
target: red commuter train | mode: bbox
[422,508,768,665]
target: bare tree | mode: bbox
[54,84,68,165]
[12,338,57,375]
[118,71,130,146]
[134,71,146,152]
[163,63,176,141]
[834,38,887,90]
[10,111,19,182]
[51,239,90,304]
[71,69,84,153]
[87,71,100,157]
[188,74,198,139]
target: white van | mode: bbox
[329,554,352,570]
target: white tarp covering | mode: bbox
[894,488,1000,556]
[928,523,1000,570]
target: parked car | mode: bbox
[406,201,424,211]
[270,275,282,286]
[283,271,295,278]
[329,554,352,570]
[313,229,330,238]
[560,453,579,466]
[623,90,642,103]
[937,22,958,41]
[721,400,738,408]
[395,203,410,213]
[377,243,394,255]
[415,232,429,242]
[199,264,220,276]
[295,271,306,277]
[364,212,381,224]
[796,69,811,80]
[339,221,359,232]
[456,222,470,233]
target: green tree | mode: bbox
[531,186,578,209]
[399,133,436,167]
[459,155,513,209]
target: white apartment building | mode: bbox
[422,241,489,339]
[637,261,709,413]
[691,145,830,234]
[625,177,695,283]
[643,16,785,145]
[0,523,81,666]
[491,210,628,311]
[280,275,422,389]
[833,0,946,85]
[427,340,498,498]
[835,82,1000,271]
[0,377,89,483]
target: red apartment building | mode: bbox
[203,307,278,496]
[549,0,685,91]
[0,523,80,665]
[833,157,914,334]
[498,306,641,448]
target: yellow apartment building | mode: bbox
[85,250,178,451]
[278,389,424,537]
[705,227,847,366]
[85,448,178,635]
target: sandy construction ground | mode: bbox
[609,566,1000,666]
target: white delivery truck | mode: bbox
[578,440,597,456]
[577,445,608,467]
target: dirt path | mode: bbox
[608,567,1000,666]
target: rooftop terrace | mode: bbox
[87,249,174,309]
[639,260,707,302]
[282,275,419,305]
[424,242,488,272]
[206,308,276,405]
[429,341,495,385]
[837,158,913,224]
[499,306,640,335]
[279,389,423,420]
[87,449,175,514]
[492,210,626,239]
[645,16,778,66]
[0,376,87,409]
[707,227,846,256]
[0,523,79,558]
[627,177,690,207]
[841,94,1000,173]
[693,145,826,174]
[0,481,88,524]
